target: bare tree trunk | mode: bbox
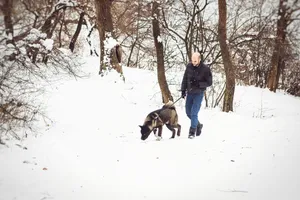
[218,0,236,112]
[58,9,65,48]
[41,8,63,38]
[85,23,99,56]
[127,0,140,68]
[69,12,85,52]
[267,0,289,92]
[1,0,15,45]
[127,38,138,67]
[94,0,123,75]
[152,1,173,103]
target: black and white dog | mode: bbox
[139,101,181,140]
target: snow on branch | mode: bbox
[157,35,163,43]
[103,32,119,66]
[42,0,78,38]
[104,33,118,51]
[101,32,123,79]
[47,0,78,19]
[85,20,98,56]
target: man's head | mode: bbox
[191,52,201,66]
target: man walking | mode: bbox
[181,52,212,139]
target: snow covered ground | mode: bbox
[1,57,300,200]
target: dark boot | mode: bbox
[196,122,203,136]
[188,127,196,139]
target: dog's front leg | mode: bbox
[153,127,161,140]
[156,126,163,141]
[153,128,157,137]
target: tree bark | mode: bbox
[94,0,123,75]
[1,0,15,45]
[267,0,289,92]
[218,0,236,112]
[41,8,63,38]
[152,1,173,103]
[69,12,85,52]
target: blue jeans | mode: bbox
[185,92,204,129]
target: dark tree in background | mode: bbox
[152,0,173,103]
[267,0,299,92]
[218,0,235,112]
[1,0,14,45]
[94,0,123,76]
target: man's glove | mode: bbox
[181,90,186,99]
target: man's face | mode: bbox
[191,54,200,66]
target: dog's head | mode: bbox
[139,112,162,140]
[139,125,152,140]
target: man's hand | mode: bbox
[181,90,186,99]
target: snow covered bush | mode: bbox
[0,0,84,143]
[0,30,82,143]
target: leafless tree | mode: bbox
[152,0,173,103]
[218,0,235,112]
[267,0,300,92]
[94,0,123,76]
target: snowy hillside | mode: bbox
[0,57,300,200]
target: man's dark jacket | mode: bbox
[181,61,212,94]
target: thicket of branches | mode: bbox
[0,0,89,143]
[114,0,300,95]
[111,0,300,103]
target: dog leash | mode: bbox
[164,89,192,108]
[169,96,183,107]
[169,88,192,107]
